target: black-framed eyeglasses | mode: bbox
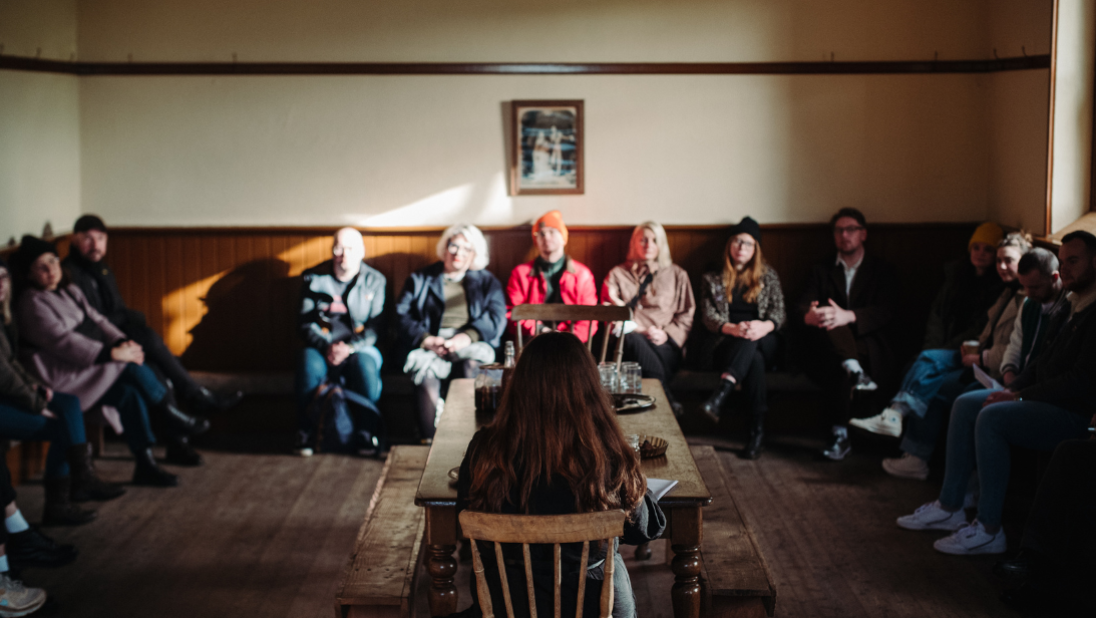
[834,225,865,235]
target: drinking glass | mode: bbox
[598,362,618,393]
[622,362,642,394]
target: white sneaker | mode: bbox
[882,453,929,480]
[0,572,47,617]
[896,501,968,531]
[851,407,904,437]
[293,447,313,457]
[933,520,1007,555]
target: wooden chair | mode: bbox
[510,304,633,366]
[459,510,627,618]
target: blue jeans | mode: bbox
[295,346,382,436]
[890,349,963,418]
[96,363,163,455]
[900,374,979,460]
[938,389,1091,528]
[0,392,86,479]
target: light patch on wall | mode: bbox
[474,173,514,224]
[344,183,475,227]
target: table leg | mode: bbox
[668,506,703,618]
[425,507,458,616]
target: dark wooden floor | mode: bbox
[14,434,1019,618]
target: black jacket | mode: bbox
[796,254,900,379]
[456,429,665,618]
[394,262,507,365]
[0,324,46,411]
[923,260,1004,351]
[62,251,143,330]
[1011,299,1096,416]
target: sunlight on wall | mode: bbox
[343,183,476,227]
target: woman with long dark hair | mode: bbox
[457,332,665,618]
[697,217,786,459]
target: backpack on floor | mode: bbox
[306,382,386,456]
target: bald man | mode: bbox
[295,228,387,456]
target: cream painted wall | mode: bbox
[1049,0,1096,234]
[80,73,993,227]
[0,70,82,242]
[76,0,999,63]
[987,70,1051,234]
[0,0,80,241]
[0,0,78,60]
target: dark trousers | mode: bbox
[621,332,681,388]
[0,455,14,545]
[711,332,779,419]
[96,363,162,455]
[416,360,479,440]
[0,393,86,479]
[798,326,869,428]
[123,315,201,400]
[295,346,383,442]
[1022,440,1096,580]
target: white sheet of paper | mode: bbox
[973,364,1004,391]
[646,478,679,501]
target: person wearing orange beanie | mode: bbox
[506,210,598,342]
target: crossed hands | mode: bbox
[804,299,856,331]
[723,320,773,341]
[421,332,473,357]
[325,341,353,366]
[110,340,145,365]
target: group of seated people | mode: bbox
[0,216,244,610]
[1,207,1092,613]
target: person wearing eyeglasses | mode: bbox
[394,224,507,440]
[506,210,598,343]
[796,208,899,461]
[696,217,786,460]
[294,227,387,456]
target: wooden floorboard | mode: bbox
[13,435,1013,617]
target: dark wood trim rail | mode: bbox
[0,56,1051,77]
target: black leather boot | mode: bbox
[699,379,735,425]
[7,526,78,569]
[132,448,179,487]
[158,401,211,437]
[42,478,97,526]
[67,444,126,502]
[187,386,244,414]
[163,436,203,467]
[743,417,765,460]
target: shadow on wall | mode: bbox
[181,258,299,372]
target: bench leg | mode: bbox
[669,506,703,618]
[424,507,458,617]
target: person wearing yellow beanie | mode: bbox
[969,221,1004,250]
[506,211,598,342]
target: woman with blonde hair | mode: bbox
[602,221,695,416]
[697,217,786,459]
[457,332,665,618]
[394,224,506,439]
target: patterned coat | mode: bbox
[699,267,787,333]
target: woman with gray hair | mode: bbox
[602,221,695,416]
[394,224,506,439]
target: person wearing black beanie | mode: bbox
[696,217,786,459]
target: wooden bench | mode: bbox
[670,369,819,394]
[691,445,777,617]
[336,445,429,618]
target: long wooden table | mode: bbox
[414,378,712,618]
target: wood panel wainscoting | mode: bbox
[81,223,978,374]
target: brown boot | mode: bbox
[42,478,97,526]
[67,444,126,502]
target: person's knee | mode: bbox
[50,392,83,417]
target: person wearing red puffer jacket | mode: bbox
[506,210,598,342]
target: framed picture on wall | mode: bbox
[510,100,584,195]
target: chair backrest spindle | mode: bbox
[459,510,626,618]
[510,305,633,364]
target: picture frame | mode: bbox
[510,100,584,195]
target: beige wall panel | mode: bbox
[0,0,77,60]
[75,0,997,63]
[1050,0,1096,234]
[79,73,994,227]
[0,70,81,241]
[987,70,1051,233]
